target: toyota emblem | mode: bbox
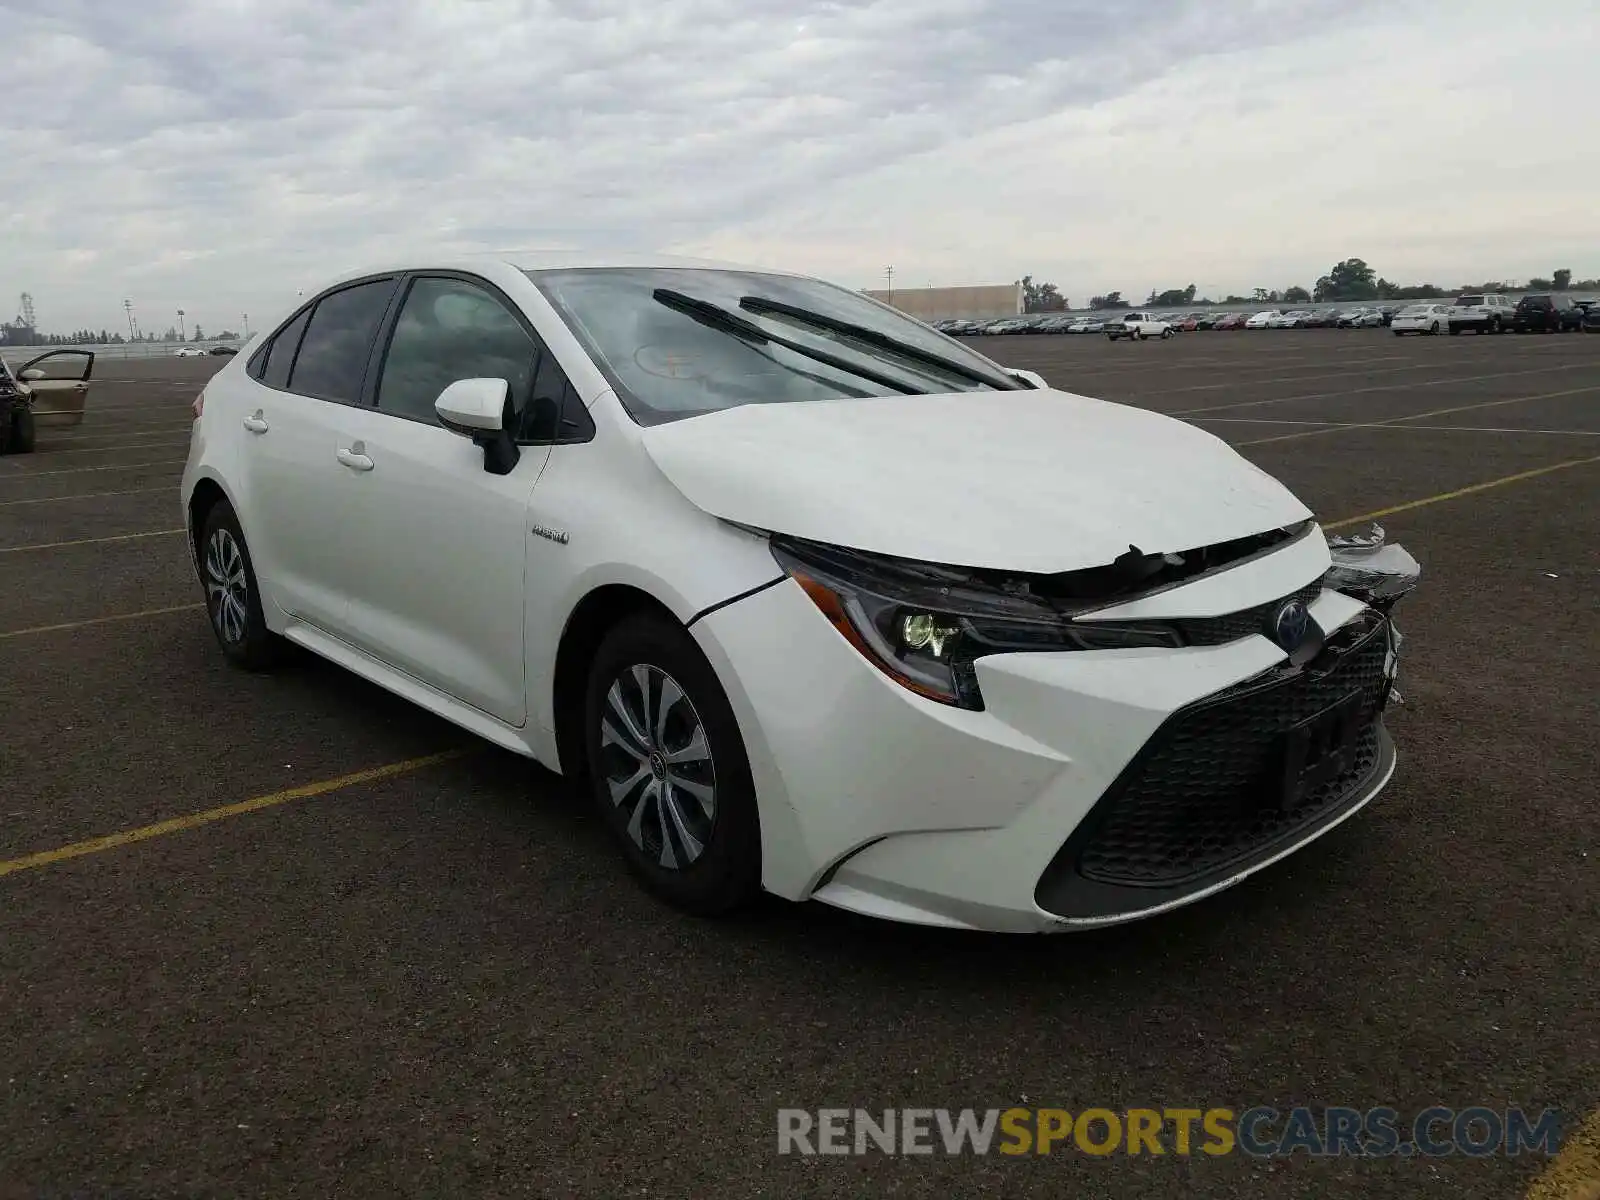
[1270,599,1312,652]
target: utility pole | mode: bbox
[124,300,135,341]
[242,313,249,339]
[177,309,186,340]
[885,265,894,306]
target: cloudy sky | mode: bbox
[5,0,1598,335]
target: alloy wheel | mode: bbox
[599,663,717,870]
[204,527,250,645]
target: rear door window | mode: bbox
[287,278,399,403]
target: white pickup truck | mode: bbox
[1105,311,1175,341]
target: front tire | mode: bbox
[1430,321,1440,335]
[198,499,283,670]
[583,612,762,916]
[8,406,35,453]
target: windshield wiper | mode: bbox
[651,289,919,396]
[737,295,1024,390]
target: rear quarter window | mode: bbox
[260,309,311,390]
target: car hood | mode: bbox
[639,389,1314,574]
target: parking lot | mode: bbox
[3,331,1597,1197]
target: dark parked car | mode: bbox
[1584,303,1600,333]
[209,344,239,356]
[1511,294,1583,333]
[1212,312,1247,330]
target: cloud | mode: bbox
[2,0,1595,332]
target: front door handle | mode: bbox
[336,443,374,472]
[242,411,269,434]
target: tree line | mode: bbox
[1020,259,1600,312]
[1,323,241,347]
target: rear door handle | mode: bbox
[242,411,269,434]
[336,443,374,472]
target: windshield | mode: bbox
[1456,295,1484,306]
[527,267,1015,425]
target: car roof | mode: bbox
[314,249,810,287]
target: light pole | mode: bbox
[242,313,249,340]
[177,309,186,340]
[885,265,894,306]
[123,299,136,341]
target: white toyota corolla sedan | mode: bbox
[181,252,1416,932]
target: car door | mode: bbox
[235,276,401,633]
[331,272,559,727]
[16,349,95,427]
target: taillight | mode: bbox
[192,392,205,419]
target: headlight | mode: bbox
[1323,523,1422,612]
[770,537,1181,710]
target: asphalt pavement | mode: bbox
[2,331,1596,1198]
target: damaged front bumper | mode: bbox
[694,522,1424,932]
[1325,523,1422,705]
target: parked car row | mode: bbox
[930,295,1600,338]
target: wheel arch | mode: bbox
[185,471,239,571]
[550,583,685,782]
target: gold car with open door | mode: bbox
[0,349,96,453]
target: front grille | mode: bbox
[1171,582,1323,647]
[1061,614,1392,893]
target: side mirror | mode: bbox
[1006,368,1048,390]
[435,378,520,475]
[18,368,44,382]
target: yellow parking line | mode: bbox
[1526,1108,1600,1200]
[0,486,172,507]
[1237,385,1600,446]
[0,751,468,879]
[1149,357,1495,396]
[1323,455,1600,531]
[0,528,185,554]
[25,440,191,456]
[0,458,186,478]
[1175,362,1586,417]
[1196,417,1600,437]
[51,426,196,442]
[0,602,203,641]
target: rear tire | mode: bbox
[1429,321,1440,335]
[198,499,284,671]
[1449,326,1460,336]
[583,612,763,916]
